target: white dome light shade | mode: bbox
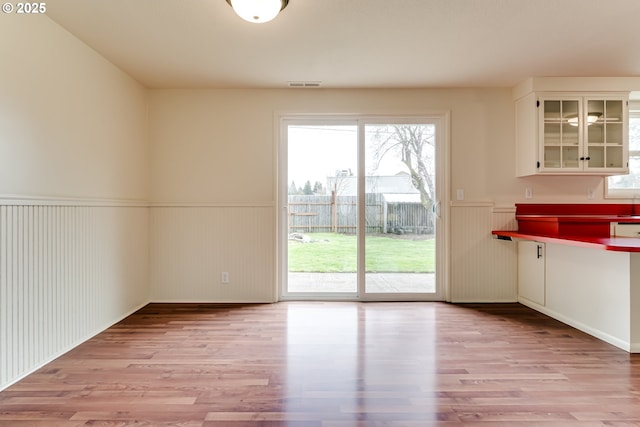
[226,0,289,23]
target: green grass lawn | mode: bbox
[288,232,435,273]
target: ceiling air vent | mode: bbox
[288,81,321,88]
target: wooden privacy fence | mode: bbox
[288,194,434,234]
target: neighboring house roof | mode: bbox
[383,193,422,204]
[326,175,419,196]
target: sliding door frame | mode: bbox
[276,112,450,302]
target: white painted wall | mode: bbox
[0,15,149,200]
[149,88,521,204]
[147,89,520,302]
[148,84,640,302]
[150,206,275,302]
[0,16,149,389]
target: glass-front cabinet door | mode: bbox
[541,98,581,171]
[585,98,625,170]
[539,94,628,174]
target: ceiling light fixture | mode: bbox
[567,113,602,127]
[225,0,289,23]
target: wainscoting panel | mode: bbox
[0,204,149,390]
[449,204,517,302]
[149,206,275,303]
[492,206,518,232]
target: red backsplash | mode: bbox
[514,204,640,237]
[515,203,636,216]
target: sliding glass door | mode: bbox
[284,122,358,297]
[279,116,445,301]
[363,122,437,296]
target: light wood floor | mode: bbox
[1,302,640,426]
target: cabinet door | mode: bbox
[517,92,629,176]
[540,97,582,172]
[584,97,628,172]
[518,241,545,306]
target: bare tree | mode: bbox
[370,125,436,210]
[328,169,354,232]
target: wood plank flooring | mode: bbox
[1,302,640,426]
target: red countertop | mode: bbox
[492,204,640,252]
[492,230,640,252]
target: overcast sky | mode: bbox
[287,125,406,189]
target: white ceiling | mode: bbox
[46,0,640,90]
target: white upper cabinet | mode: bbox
[516,92,629,176]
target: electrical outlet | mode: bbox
[587,188,595,200]
[525,187,533,199]
[221,272,230,284]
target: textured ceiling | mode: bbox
[46,0,640,89]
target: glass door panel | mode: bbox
[562,122,580,146]
[285,123,358,296]
[561,100,579,120]
[544,122,561,145]
[563,146,580,168]
[587,99,625,170]
[588,146,605,168]
[543,99,580,170]
[605,146,623,168]
[363,123,436,295]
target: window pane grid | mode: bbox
[607,114,640,194]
